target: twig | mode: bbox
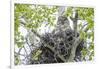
[15,52,26,57]
[23,45,29,59]
[25,36,33,52]
[80,23,88,31]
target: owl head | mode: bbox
[57,16,70,31]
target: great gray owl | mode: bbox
[56,16,70,31]
[29,16,84,64]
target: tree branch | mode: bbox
[58,6,65,16]
[68,36,82,62]
[68,9,80,62]
[70,9,78,37]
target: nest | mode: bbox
[29,29,84,64]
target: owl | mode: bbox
[56,16,70,31]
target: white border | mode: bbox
[11,0,14,69]
[11,0,96,69]
[14,0,95,7]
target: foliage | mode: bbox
[65,7,94,61]
[14,4,94,65]
[14,4,58,65]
